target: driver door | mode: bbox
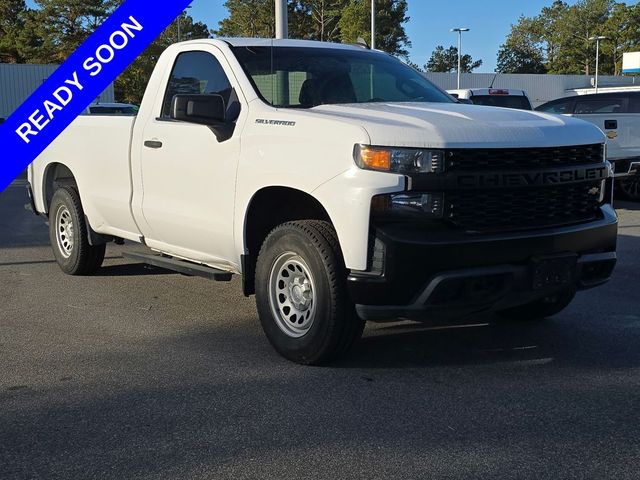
[137,49,241,267]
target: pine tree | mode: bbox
[338,0,410,58]
[0,0,28,62]
[425,46,482,73]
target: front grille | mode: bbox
[445,181,603,233]
[447,144,603,172]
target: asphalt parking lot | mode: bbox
[1,181,639,479]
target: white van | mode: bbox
[447,88,533,110]
[536,92,640,200]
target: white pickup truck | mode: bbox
[28,39,618,364]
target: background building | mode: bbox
[0,64,115,119]
[425,72,640,107]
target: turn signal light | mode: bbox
[360,147,392,171]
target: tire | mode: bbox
[496,288,576,321]
[617,173,640,202]
[255,220,365,365]
[49,186,105,275]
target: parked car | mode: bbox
[28,39,617,364]
[536,92,640,201]
[447,88,533,110]
[83,102,139,115]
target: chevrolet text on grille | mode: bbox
[456,165,609,188]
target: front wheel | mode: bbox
[496,288,576,321]
[255,221,364,365]
[49,186,105,275]
[617,173,640,202]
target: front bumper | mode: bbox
[348,205,618,321]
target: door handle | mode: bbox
[144,140,163,149]
[604,120,617,129]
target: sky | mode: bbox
[25,0,633,72]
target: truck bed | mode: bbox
[30,115,140,240]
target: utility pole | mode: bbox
[275,0,288,39]
[371,0,376,50]
[450,28,469,90]
[589,36,607,93]
[274,1,289,106]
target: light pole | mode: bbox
[589,35,607,93]
[371,0,376,50]
[177,5,192,42]
[275,0,288,39]
[451,28,469,89]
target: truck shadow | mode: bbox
[335,230,640,370]
[335,312,640,370]
[95,263,179,277]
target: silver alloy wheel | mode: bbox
[55,205,74,258]
[268,251,317,338]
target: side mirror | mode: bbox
[171,94,226,125]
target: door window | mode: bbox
[627,96,640,113]
[161,51,232,118]
[574,98,625,114]
[537,99,573,114]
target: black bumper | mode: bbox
[348,205,618,321]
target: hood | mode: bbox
[308,102,606,149]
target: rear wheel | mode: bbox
[49,186,105,275]
[496,288,576,321]
[618,173,640,202]
[255,220,364,365]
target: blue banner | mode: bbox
[0,0,193,193]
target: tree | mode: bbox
[496,43,546,74]
[496,18,546,73]
[338,0,410,58]
[497,0,640,75]
[298,0,348,42]
[213,0,311,39]
[424,45,482,73]
[27,0,119,63]
[0,0,28,62]
[214,0,411,58]
[213,0,277,38]
[0,0,209,104]
[602,2,640,75]
[554,0,615,75]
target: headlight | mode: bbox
[354,145,445,174]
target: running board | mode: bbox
[122,251,233,281]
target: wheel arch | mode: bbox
[42,162,77,215]
[242,186,338,296]
[41,162,111,246]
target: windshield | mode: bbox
[470,95,532,110]
[232,46,453,108]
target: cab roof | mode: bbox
[179,37,371,52]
